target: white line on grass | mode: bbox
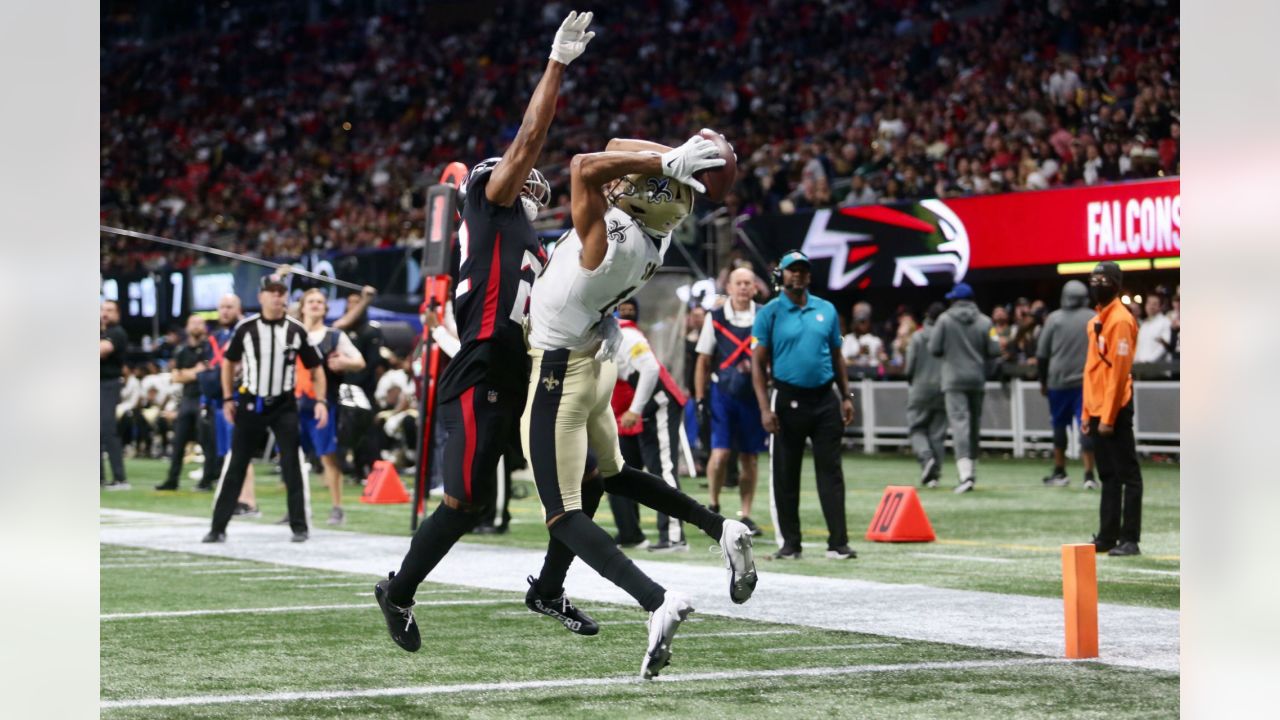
[101,599,510,621]
[190,567,306,575]
[100,561,246,569]
[909,553,1014,564]
[680,630,803,639]
[1103,567,1180,577]
[100,657,1073,709]
[239,575,350,582]
[295,582,379,589]
[762,643,901,653]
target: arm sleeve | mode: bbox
[695,313,717,356]
[336,331,361,360]
[298,334,324,369]
[432,326,461,358]
[1099,319,1136,425]
[223,323,248,362]
[626,342,661,415]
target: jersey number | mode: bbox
[595,262,657,315]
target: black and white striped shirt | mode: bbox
[224,314,324,399]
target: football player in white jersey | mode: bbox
[521,134,758,679]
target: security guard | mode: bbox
[751,251,856,560]
[1082,261,1144,556]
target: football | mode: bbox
[694,128,737,202]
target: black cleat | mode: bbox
[740,516,764,537]
[374,573,421,652]
[194,482,214,493]
[524,576,599,636]
[202,530,226,543]
[291,530,309,543]
[614,534,648,548]
[771,545,802,561]
[826,544,857,560]
[1091,534,1117,553]
[154,481,179,491]
[647,539,689,553]
[1108,541,1141,557]
[1042,472,1069,487]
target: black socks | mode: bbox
[603,464,725,542]
[548,510,664,612]
[535,477,605,598]
[387,502,479,606]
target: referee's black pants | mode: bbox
[212,396,309,534]
[610,433,647,543]
[769,382,848,552]
[1091,402,1143,545]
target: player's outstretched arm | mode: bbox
[606,138,674,154]
[487,11,595,207]
[570,151,663,270]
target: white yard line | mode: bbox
[191,567,306,575]
[102,598,511,621]
[908,553,1014,564]
[680,630,802,639]
[296,582,380,589]
[100,560,247,569]
[1103,567,1180,577]
[99,508,1180,673]
[762,643,901,653]
[100,657,1075,709]
[239,575,349,582]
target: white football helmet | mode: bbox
[609,173,693,238]
[461,157,551,221]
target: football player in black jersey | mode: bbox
[375,10,597,653]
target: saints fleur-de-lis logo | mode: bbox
[542,373,560,392]
[646,176,674,203]
[607,219,626,244]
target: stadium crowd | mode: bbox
[101,0,1178,272]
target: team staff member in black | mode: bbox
[156,314,214,490]
[751,251,857,560]
[203,274,327,543]
[100,300,130,490]
[375,10,598,651]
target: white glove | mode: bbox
[549,10,595,66]
[595,314,622,363]
[660,136,727,194]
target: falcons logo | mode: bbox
[799,200,971,290]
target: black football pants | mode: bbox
[769,383,848,551]
[1091,402,1143,544]
[212,397,309,534]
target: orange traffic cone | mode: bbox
[360,461,410,504]
[865,485,935,542]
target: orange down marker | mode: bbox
[1061,543,1099,658]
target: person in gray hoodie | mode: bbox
[905,302,948,488]
[1036,280,1098,488]
[929,283,1000,493]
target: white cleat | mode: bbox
[717,519,758,604]
[642,592,694,680]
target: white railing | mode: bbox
[846,379,1179,457]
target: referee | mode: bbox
[204,274,327,543]
[751,251,856,561]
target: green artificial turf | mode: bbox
[99,546,1178,719]
[102,453,1179,609]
